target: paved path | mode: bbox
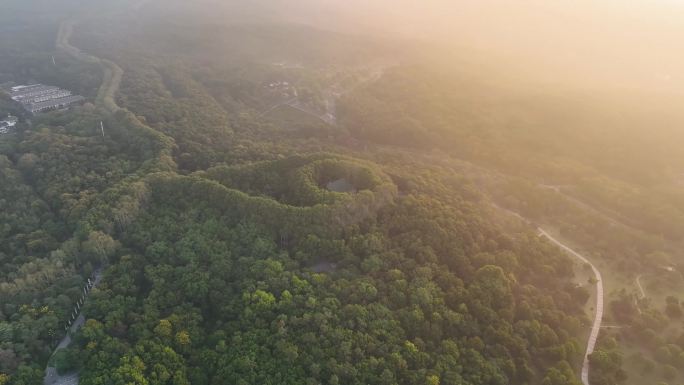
[634,274,646,314]
[44,271,102,385]
[284,101,336,126]
[636,274,646,298]
[490,203,605,384]
[259,97,298,117]
[539,228,604,385]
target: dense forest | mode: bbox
[0,1,683,385]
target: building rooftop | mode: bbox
[28,95,85,114]
[5,84,84,114]
[0,115,17,125]
[0,115,18,133]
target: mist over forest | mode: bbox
[0,1,683,385]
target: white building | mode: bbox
[0,115,18,134]
[8,84,84,114]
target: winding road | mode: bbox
[44,12,122,385]
[538,228,604,385]
[56,20,123,113]
[50,7,606,384]
[490,202,605,385]
[634,274,647,314]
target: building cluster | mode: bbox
[0,114,17,134]
[265,80,298,98]
[8,84,84,114]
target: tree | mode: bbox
[426,374,440,385]
[664,296,682,319]
[662,364,677,381]
[53,348,82,374]
[589,349,627,385]
[155,320,173,338]
[112,356,149,385]
[82,231,119,260]
[175,331,191,346]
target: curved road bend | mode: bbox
[538,228,604,385]
[56,20,123,113]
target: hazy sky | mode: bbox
[153,0,684,96]
[267,0,684,94]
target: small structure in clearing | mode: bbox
[7,84,84,114]
[326,178,356,193]
[0,114,18,134]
